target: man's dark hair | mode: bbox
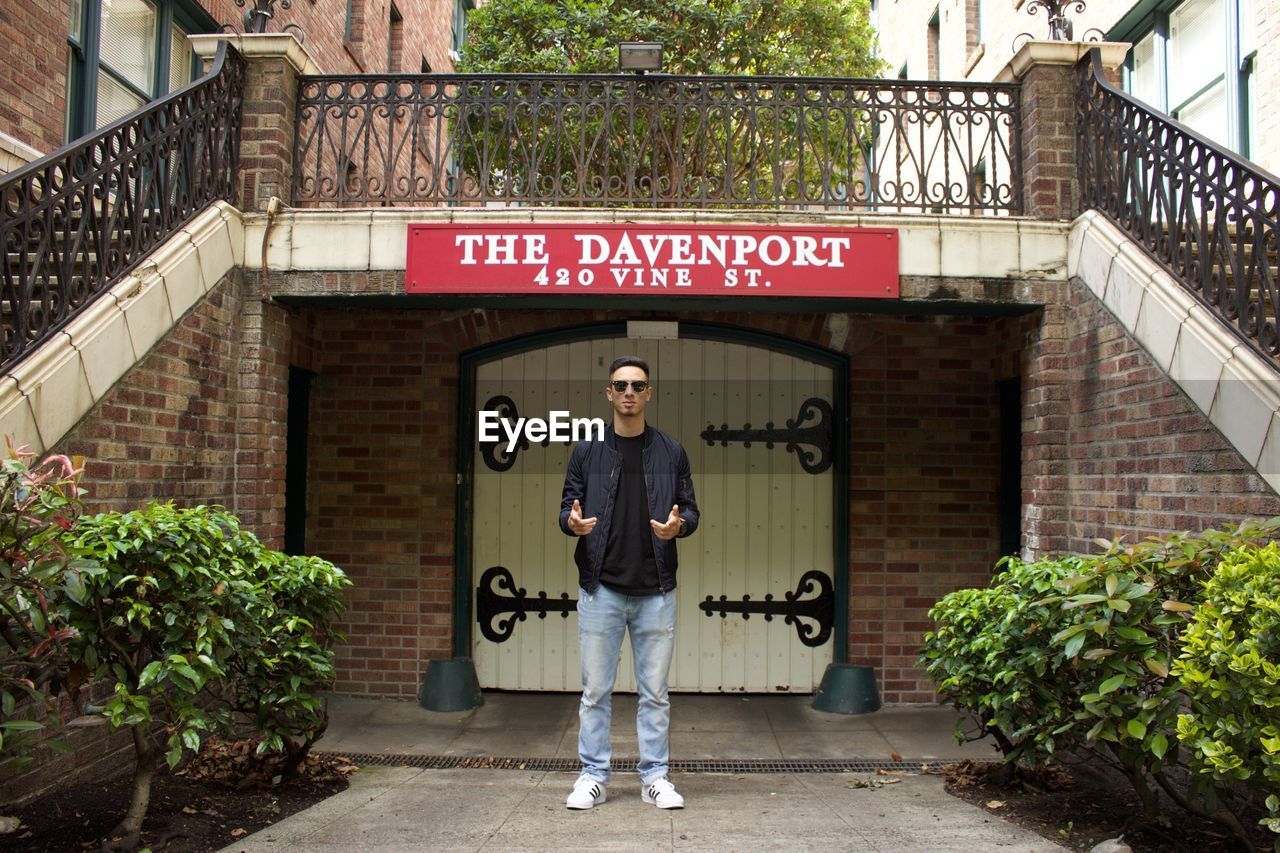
[608,355,649,379]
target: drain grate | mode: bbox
[316,752,931,774]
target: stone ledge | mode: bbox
[243,208,1070,287]
[0,201,242,453]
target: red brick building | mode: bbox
[0,0,467,172]
[2,4,1279,801]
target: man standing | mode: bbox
[559,355,699,810]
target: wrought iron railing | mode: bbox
[293,74,1021,213]
[0,43,244,373]
[1078,49,1280,359]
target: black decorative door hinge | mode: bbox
[700,397,834,474]
[477,395,550,472]
[698,570,835,647]
[476,565,576,643]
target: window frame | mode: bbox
[66,0,214,142]
[1113,0,1254,158]
[452,0,474,57]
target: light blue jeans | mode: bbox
[576,584,677,786]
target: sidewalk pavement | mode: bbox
[219,693,1067,852]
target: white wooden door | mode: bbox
[470,333,836,692]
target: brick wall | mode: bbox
[57,271,247,510]
[0,0,71,154]
[52,269,305,539]
[845,314,1003,702]
[23,261,1280,716]
[1059,279,1280,547]
[1253,1,1280,171]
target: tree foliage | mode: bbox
[459,0,883,77]
[223,550,349,778]
[1175,543,1280,834]
[0,442,86,766]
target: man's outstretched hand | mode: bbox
[568,499,597,536]
[650,505,682,540]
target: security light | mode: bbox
[618,42,663,73]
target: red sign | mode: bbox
[405,224,898,298]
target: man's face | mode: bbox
[606,365,652,419]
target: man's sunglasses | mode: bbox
[610,380,649,393]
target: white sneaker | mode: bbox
[641,777,685,809]
[566,774,607,809]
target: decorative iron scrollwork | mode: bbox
[476,566,576,643]
[699,570,834,648]
[293,73,1021,214]
[1024,0,1086,40]
[1078,47,1280,363]
[234,0,297,35]
[700,397,833,475]
[0,45,244,374]
[477,395,554,472]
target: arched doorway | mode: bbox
[455,322,848,692]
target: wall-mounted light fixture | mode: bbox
[618,42,663,73]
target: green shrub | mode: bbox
[66,502,259,847]
[64,501,352,847]
[920,555,1083,763]
[922,518,1280,849]
[1175,542,1280,835]
[228,550,350,776]
[1045,522,1280,824]
[0,442,88,765]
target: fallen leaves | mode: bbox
[846,777,901,789]
[178,737,359,788]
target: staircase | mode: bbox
[1073,48,1280,495]
[0,43,244,452]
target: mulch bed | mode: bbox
[942,759,1273,852]
[0,739,354,852]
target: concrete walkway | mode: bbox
[313,693,1001,763]
[219,694,1065,852]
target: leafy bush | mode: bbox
[1175,543,1280,834]
[64,501,351,848]
[225,550,350,777]
[0,442,87,765]
[920,556,1082,763]
[921,518,1280,850]
[66,503,258,847]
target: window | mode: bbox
[1117,0,1255,157]
[388,4,403,72]
[345,0,366,45]
[66,0,211,140]
[927,8,941,80]
[451,0,473,60]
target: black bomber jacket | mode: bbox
[558,424,699,593]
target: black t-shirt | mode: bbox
[599,432,659,595]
